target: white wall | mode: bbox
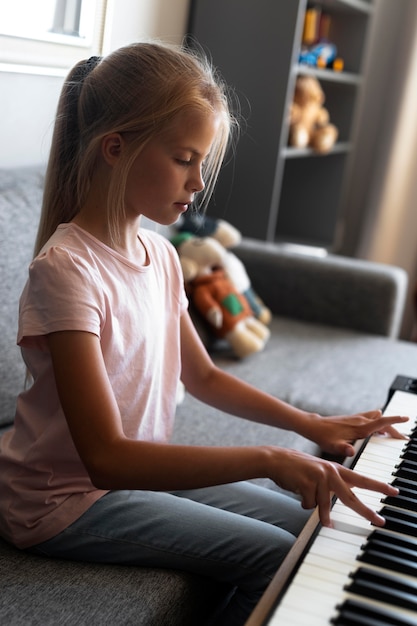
[0,0,190,168]
[103,0,190,51]
[0,70,65,167]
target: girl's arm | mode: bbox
[179,311,409,458]
[47,323,401,528]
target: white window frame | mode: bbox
[0,0,107,76]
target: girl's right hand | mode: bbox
[265,447,399,529]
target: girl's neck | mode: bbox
[72,211,146,266]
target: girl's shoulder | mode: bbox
[33,224,101,278]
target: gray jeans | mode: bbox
[29,482,311,626]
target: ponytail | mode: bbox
[34,57,102,256]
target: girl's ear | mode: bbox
[101,133,124,166]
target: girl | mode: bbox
[0,42,406,626]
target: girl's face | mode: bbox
[124,108,221,226]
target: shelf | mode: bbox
[187,0,374,247]
[318,0,374,15]
[296,64,362,85]
[282,142,352,159]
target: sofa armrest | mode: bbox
[234,239,408,338]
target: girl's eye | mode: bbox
[176,158,192,166]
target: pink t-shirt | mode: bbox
[0,223,188,549]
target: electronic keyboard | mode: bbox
[246,375,417,626]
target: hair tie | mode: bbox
[85,56,101,73]
[82,55,102,82]
[66,55,102,139]
[73,55,102,87]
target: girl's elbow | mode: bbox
[86,462,116,490]
[82,450,122,490]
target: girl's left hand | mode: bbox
[309,410,409,457]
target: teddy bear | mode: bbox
[176,213,271,325]
[171,232,270,359]
[288,75,338,154]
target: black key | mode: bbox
[401,447,417,462]
[359,530,417,578]
[345,567,417,611]
[332,598,417,625]
[391,477,417,497]
[396,458,417,470]
[393,461,417,482]
[379,506,417,537]
[383,493,417,511]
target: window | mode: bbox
[0,0,106,75]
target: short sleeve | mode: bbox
[18,246,105,346]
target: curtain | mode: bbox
[338,0,417,339]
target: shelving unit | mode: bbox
[187,0,375,249]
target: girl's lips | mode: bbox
[174,202,189,211]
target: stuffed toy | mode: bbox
[177,212,241,249]
[288,75,338,154]
[172,232,270,359]
[176,213,271,325]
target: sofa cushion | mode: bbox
[0,167,44,427]
[0,537,224,626]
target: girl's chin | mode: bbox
[174,203,189,213]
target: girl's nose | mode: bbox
[189,167,205,193]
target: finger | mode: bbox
[361,415,409,437]
[328,466,399,526]
[360,409,382,420]
[328,469,385,524]
[335,440,356,458]
[337,486,386,527]
[376,424,409,440]
[375,415,409,437]
[315,483,333,528]
[340,467,399,497]
[300,489,318,511]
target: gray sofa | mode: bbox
[2,166,417,625]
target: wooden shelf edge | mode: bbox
[319,0,374,14]
[296,64,362,85]
[282,142,351,159]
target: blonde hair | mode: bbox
[35,41,236,255]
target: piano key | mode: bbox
[266,606,313,626]
[394,439,416,451]
[382,493,416,511]
[401,448,417,462]
[358,442,407,465]
[345,567,417,611]
[294,560,350,589]
[360,548,417,579]
[382,391,417,434]
[394,454,417,468]
[391,477,417,496]
[393,462,417,482]
[379,507,417,537]
[359,530,417,578]
[332,598,417,625]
